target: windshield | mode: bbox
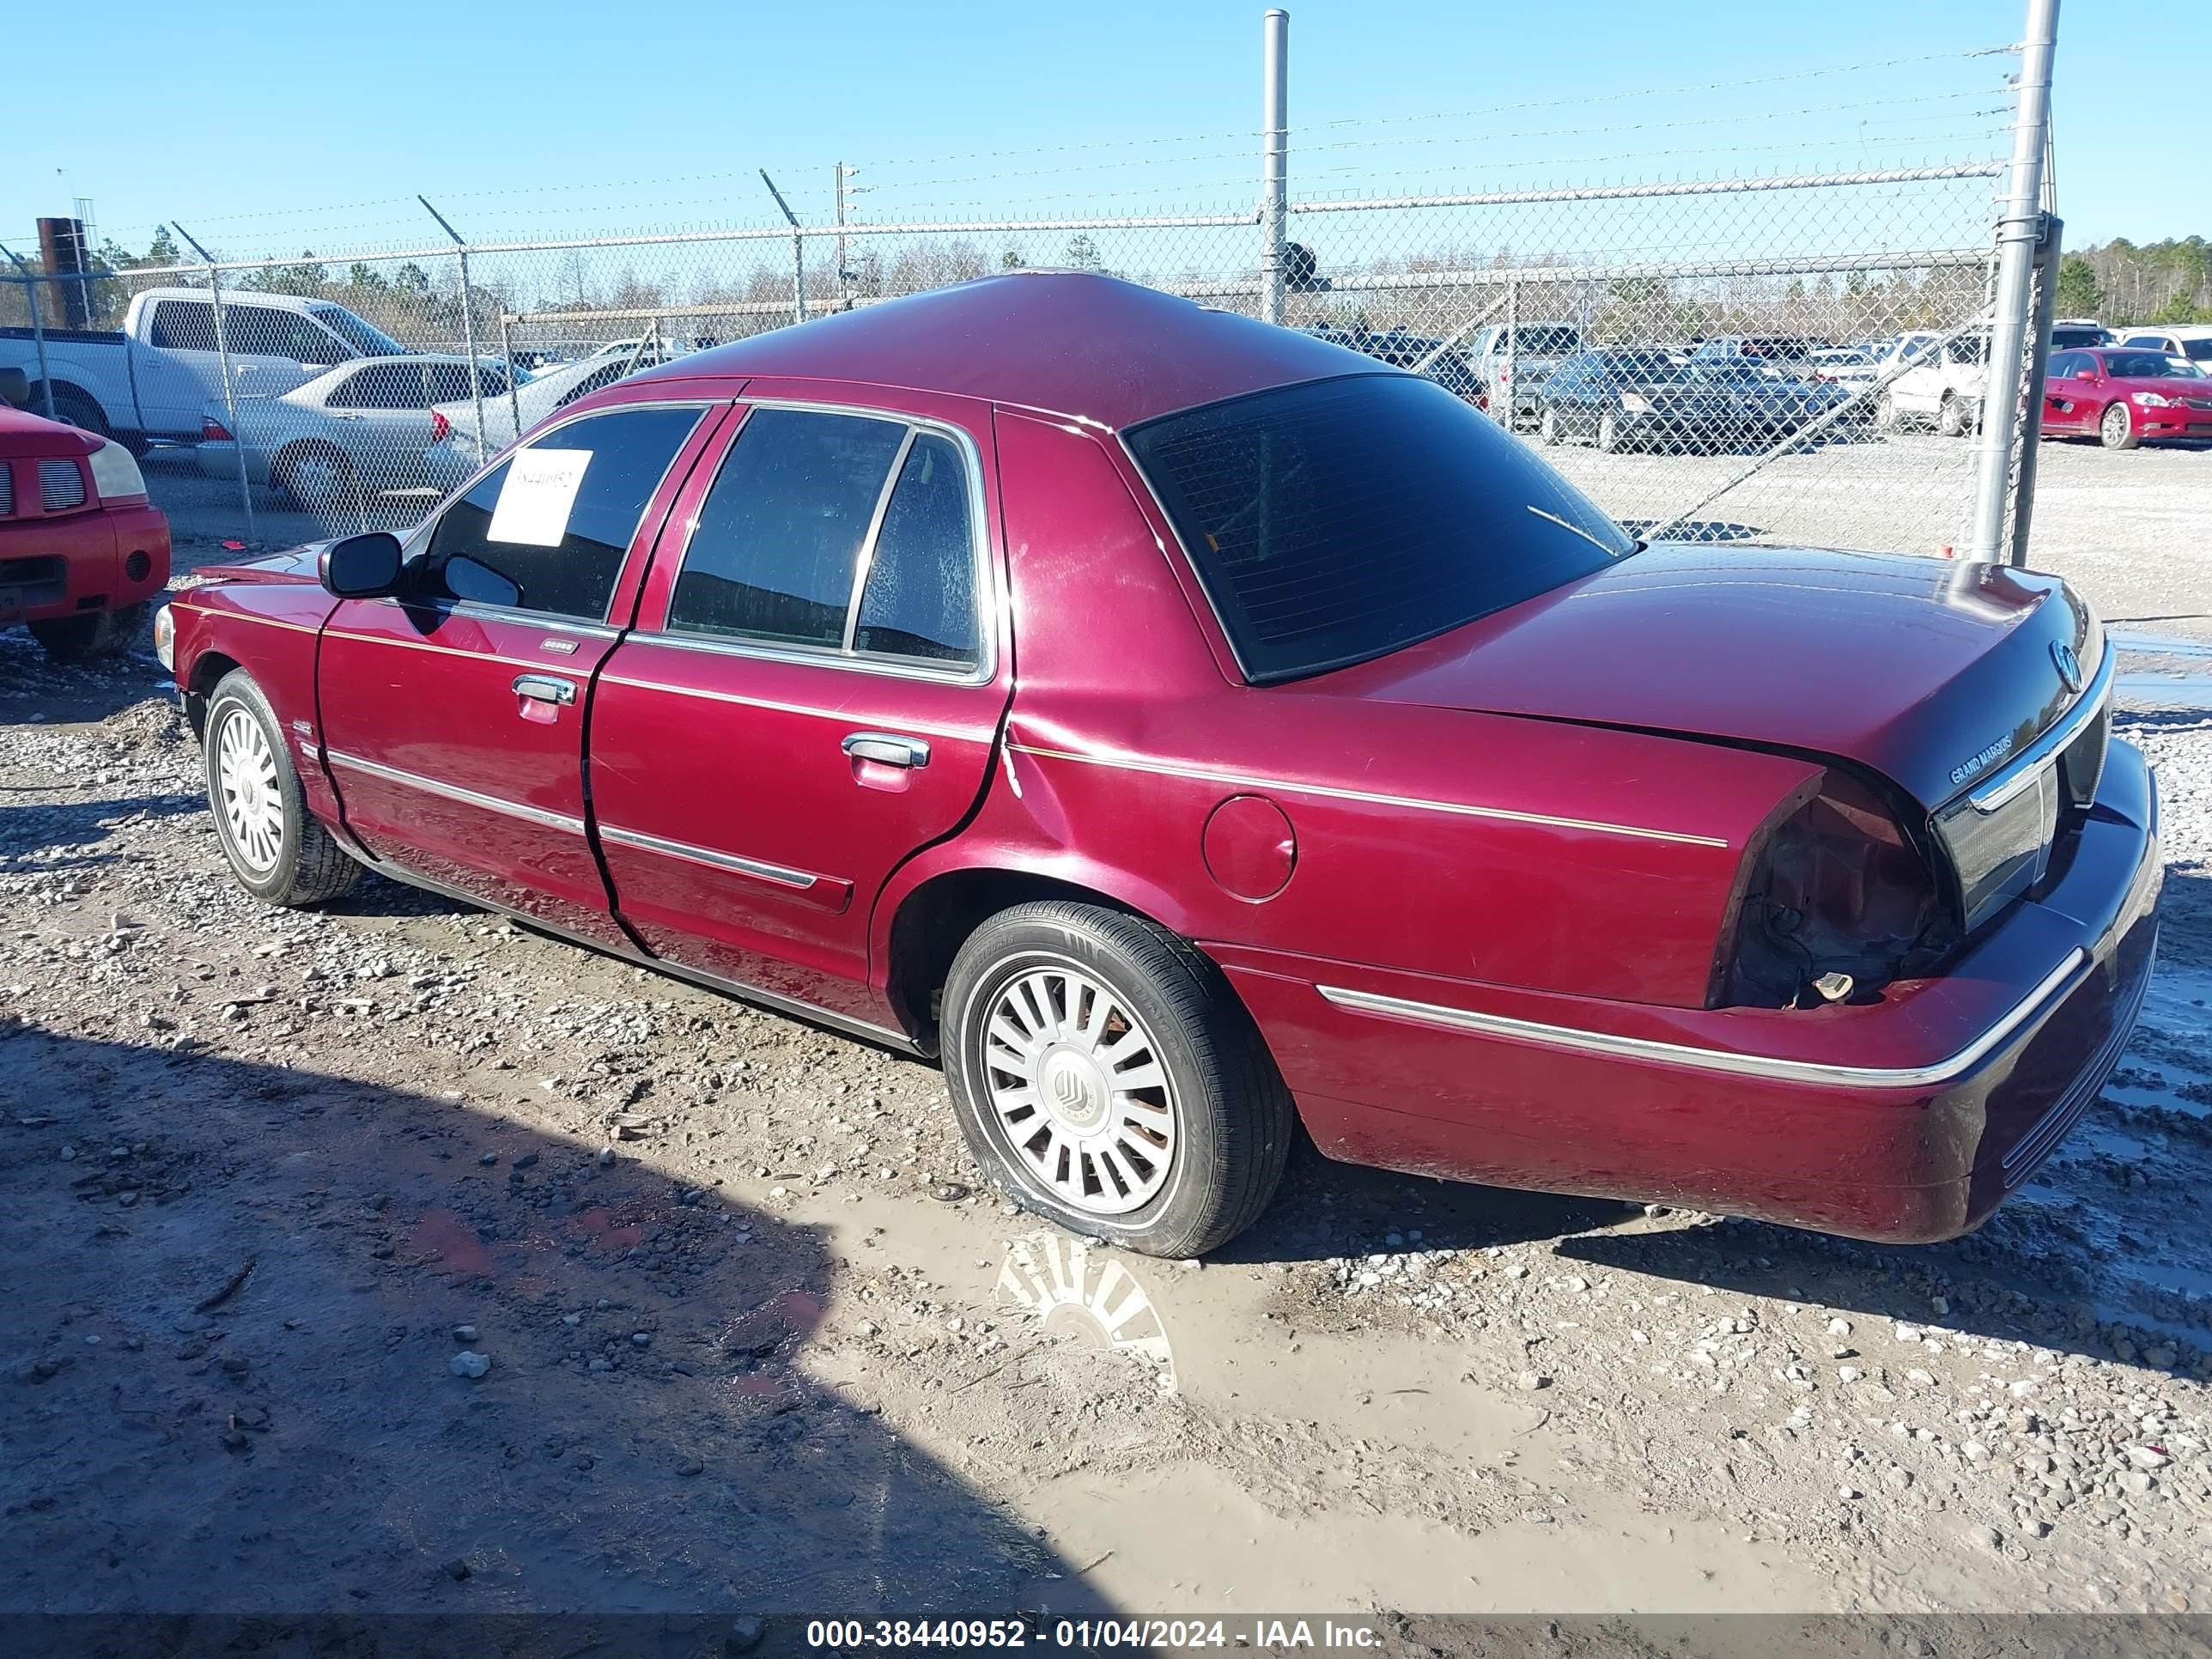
[1126,374,1635,684]
[2105,351,2196,379]
[1510,327,1581,355]
[311,307,407,358]
[2191,341,2212,363]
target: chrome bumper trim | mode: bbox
[1316,946,2090,1089]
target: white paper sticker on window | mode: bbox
[487,448,592,548]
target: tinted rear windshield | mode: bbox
[1126,374,1636,684]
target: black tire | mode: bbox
[942,901,1293,1259]
[1937,394,1970,439]
[2099,402,2141,452]
[30,601,147,663]
[1596,410,1623,453]
[46,389,111,440]
[1537,407,1560,446]
[202,671,362,908]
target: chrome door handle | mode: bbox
[513,674,577,706]
[842,732,931,769]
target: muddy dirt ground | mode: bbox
[3,565,2210,1645]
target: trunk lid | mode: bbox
[1315,544,2098,811]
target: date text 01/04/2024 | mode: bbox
[804,1620,1385,1650]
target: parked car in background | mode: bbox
[160,272,2154,1261]
[1880,331,1988,436]
[198,355,513,514]
[1465,323,1583,424]
[1690,336,1827,368]
[1692,357,1866,438]
[1808,346,1880,392]
[425,340,694,485]
[2050,319,2114,349]
[2041,347,2212,450]
[0,366,170,660]
[0,288,408,453]
[1535,349,1737,452]
[2116,325,2212,374]
[1299,325,1485,405]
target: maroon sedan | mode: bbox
[2,372,171,659]
[160,274,2157,1258]
[2041,346,2212,448]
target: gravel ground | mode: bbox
[3,503,2210,1635]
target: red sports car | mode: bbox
[159,275,2157,1258]
[2,370,171,659]
[2041,346,2212,448]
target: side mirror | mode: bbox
[0,367,28,409]
[441,553,522,610]
[319,532,404,599]
[2073,368,2097,381]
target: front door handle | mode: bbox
[513,673,577,706]
[842,732,930,769]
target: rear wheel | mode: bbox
[943,902,1292,1259]
[203,671,362,908]
[273,442,365,520]
[1537,407,1560,446]
[1596,410,1623,453]
[2100,401,2141,451]
[1936,394,1971,438]
[1875,392,1902,433]
[46,389,111,440]
[29,602,146,663]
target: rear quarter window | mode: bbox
[1126,373,1635,684]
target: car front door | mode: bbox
[2044,351,2087,430]
[315,400,722,947]
[588,392,1010,1031]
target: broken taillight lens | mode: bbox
[1716,771,1954,1009]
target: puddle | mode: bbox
[2110,631,2212,710]
[2116,674,2212,710]
[2110,630,2212,661]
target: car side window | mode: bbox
[665,409,908,650]
[420,404,704,622]
[2047,352,2082,379]
[149,300,219,352]
[328,365,410,410]
[854,432,978,666]
[221,307,289,358]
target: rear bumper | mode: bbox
[1211,739,2161,1244]
[0,502,171,627]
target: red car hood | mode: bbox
[1316,544,2098,811]
[203,544,331,586]
[0,404,101,459]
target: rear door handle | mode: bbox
[842,732,930,769]
[513,673,577,706]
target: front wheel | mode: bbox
[1596,410,1623,453]
[203,671,363,907]
[30,601,146,663]
[1936,394,1971,438]
[1537,407,1560,446]
[2100,402,2141,451]
[942,902,1293,1259]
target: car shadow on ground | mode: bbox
[0,1029,1117,1640]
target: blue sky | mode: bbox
[7,0,2205,266]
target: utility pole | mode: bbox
[1259,9,1290,326]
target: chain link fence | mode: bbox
[3,21,2052,567]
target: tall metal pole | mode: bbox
[0,244,57,419]
[420,197,487,456]
[1967,0,2058,562]
[1259,9,1289,326]
[760,171,805,325]
[835,163,851,312]
[172,224,257,547]
[500,313,521,446]
[2008,213,2063,567]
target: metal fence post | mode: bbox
[500,313,521,442]
[2008,213,2063,567]
[0,244,58,419]
[835,163,852,312]
[1259,9,1289,325]
[1967,0,2059,562]
[1500,274,1518,428]
[420,198,487,456]
[759,172,805,325]
[172,223,257,548]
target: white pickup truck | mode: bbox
[0,289,409,452]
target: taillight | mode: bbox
[1717,771,1954,1009]
[202,416,234,442]
[430,410,451,443]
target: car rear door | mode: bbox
[315,399,723,948]
[588,390,1010,1031]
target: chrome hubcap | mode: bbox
[215,708,283,872]
[978,963,1177,1216]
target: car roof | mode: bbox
[627,271,1384,432]
[2124,325,2212,339]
